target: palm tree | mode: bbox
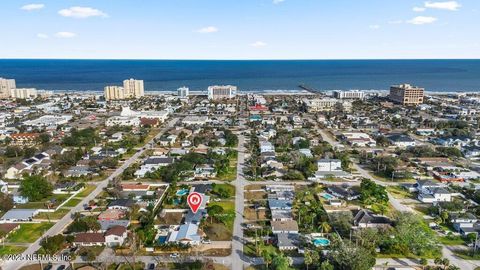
[320,221,331,234]
[304,249,313,270]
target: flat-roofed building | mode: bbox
[333,90,365,100]
[123,78,144,98]
[10,88,37,99]
[389,83,424,106]
[207,85,237,100]
[104,86,125,101]
[177,86,189,97]
[0,78,15,99]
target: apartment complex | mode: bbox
[104,79,144,101]
[389,84,424,106]
[123,78,144,98]
[207,85,237,100]
[10,88,38,99]
[333,90,365,100]
[178,86,189,98]
[0,78,16,99]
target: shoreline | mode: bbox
[29,89,480,95]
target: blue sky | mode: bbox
[0,0,479,59]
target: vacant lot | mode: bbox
[203,223,232,241]
[245,190,266,200]
[157,212,184,225]
[244,207,267,221]
[0,245,27,255]
[7,222,54,243]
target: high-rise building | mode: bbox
[10,88,38,99]
[333,90,365,100]
[0,77,16,99]
[104,86,125,101]
[207,85,237,100]
[123,79,144,98]
[177,86,189,97]
[389,84,424,106]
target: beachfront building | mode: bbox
[389,83,424,106]
[10,88,38,99]
[303,98,339,112]
[207,85,237,100]
[333,90,365,100]
[104,86,125,101]
[0,77,16,99]
[123,78,144,98]
[177,86,189,98]
[104,79,144,101]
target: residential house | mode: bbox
[353,209,392,228]
[271,220,299,234]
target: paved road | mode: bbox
[231,120,248,270]
[1,118,179,270]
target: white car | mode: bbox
[170,253,179,258]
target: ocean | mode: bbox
[0,59,479,92]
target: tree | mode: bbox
[419,258,428,270]
[327,239,376,270]
[304,249,313,270]
[40,234,66,255]
[360,178,388,206]
[38,133,51,144]
[0,193,14,212]
[319,261,334,270]
[320,221,332,234]
[207,205,224,224]
[272,253,291,270]
[20,175,53,201]
[261,249,274,269]
[329,212,353,237]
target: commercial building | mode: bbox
[207,85,237,100]
[389,83,424,106]
[10,88,37,99]
[177,86,189,98]
[0,78,16,99]
[333,90,365,100]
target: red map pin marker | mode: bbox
[187,192,203,213]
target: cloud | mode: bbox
[21,3,45,11]
[37,33,48,39]
[273,0,285,4]
[407,16,438,25]
[58,6,108,18]
[369,25,381,30]
[424,1,461,11]
[55,32,77,38]
[250,41,267,47]
[413,6,426,12]
[196,26,219,34]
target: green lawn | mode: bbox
[16,194,71,210]
[211,183,236,199]
[63,198,83,208]
[452,249,480,260]
[76,184,96,198]
[387,186,414,199]
[7,222,54,243]
[244,242,279,257]
[438,235,466,245]
[35,208,70,220]
[209,200,235,212]
[0,245,27,255]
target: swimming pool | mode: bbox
[313,238,331,247]
[321,193,334,200]
[176,189,189,196]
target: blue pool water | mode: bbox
[176,189,188,196]
[321,193,334,200]
[158,236,167,244]
[313,238,331,247]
